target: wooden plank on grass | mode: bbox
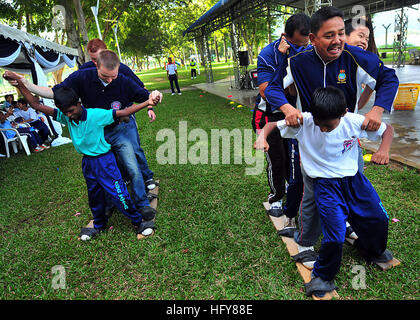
[78,181,159,240]
[264,202,339,300]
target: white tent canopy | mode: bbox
[0,23,77,147]
[0,23,78,75]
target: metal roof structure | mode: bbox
[184,0,420,86]
[184,0,420,38]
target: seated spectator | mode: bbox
[0,111,45,152]
[1,94,14,111]
[14,98,51,146]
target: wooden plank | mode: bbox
[264,202,339,300]
[78,181,159,240]
[345,237,401,271]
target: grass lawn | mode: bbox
[0,86,419,300]
[137,61,256,91]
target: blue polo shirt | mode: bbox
[52,67,149,111]
[53,107,117,156]
[255,39,310,114]
[265,43,399,113]
[79,61,145,88]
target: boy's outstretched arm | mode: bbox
[254,122,278,152]
[371,123,394,165]
[3,71,54,116]
[115,94,156,118]
[3,70,54,98]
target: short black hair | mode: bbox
[310,86,347,120]
[285,13,311,38]
[4,94,13,100]
[311,6,343,35]
[53,86,80,112]
[17,98,27,105]
[344,18,372,36]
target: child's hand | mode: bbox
[254,137,269,152]
[278,36,290,54]
[3,71,26,86]
[150,90,163,104]
[371,150,389,165]
[148,109,156,123]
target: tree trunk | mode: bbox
[214,35,220,62]
[57,0,85,65]
[223,36,228,62]
[72,0,90,62]
[267,3,272,44]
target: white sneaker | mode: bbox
[0,153,5,157]
[346,221,358,239]
[141,228,153,236]
[270,201,282,210]
[34,146,44,152]
[178,93,182,95]
[297,245,316,269]
[171,93,175,96]
[284,217,296,229]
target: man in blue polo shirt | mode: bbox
[4,69,157,239]
[252,13,310,227]
[6,50,163,220]
[265,6,399,268]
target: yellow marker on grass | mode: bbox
[363,154,372,162]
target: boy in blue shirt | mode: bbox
[4,70,157,240]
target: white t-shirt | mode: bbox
[14,107,38,122]
[277,112,386,179]
[166,63,177,75]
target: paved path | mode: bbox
[193,65,420,170]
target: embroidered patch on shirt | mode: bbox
[342,136,356,154]
[337,69,347,84]
[111,101,121,110]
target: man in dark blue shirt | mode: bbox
[6,50,162,220]
[252,13,310,224]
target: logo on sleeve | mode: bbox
[342,136,357,154]
[111,101,121,110]
[337,69,347,84]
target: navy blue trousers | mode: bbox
[30,119,50,142]
[82,151,143,229]
[283,138,303,218]
[312,171,389,281]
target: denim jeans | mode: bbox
[104,115,153,209]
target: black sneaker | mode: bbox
[79,227,104,241]
[145,179,159,191]
[304,275,338,297]
[136,220,156,237]
[140,206,157,221]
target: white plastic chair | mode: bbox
[0,128,31,157]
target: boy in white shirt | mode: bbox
[255,86,394,297]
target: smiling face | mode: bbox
[346,25,370,50]
[310,16,346,62]
[63,104,83,122]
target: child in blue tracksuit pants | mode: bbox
[6,69,159,240]
[256,86,394,297]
